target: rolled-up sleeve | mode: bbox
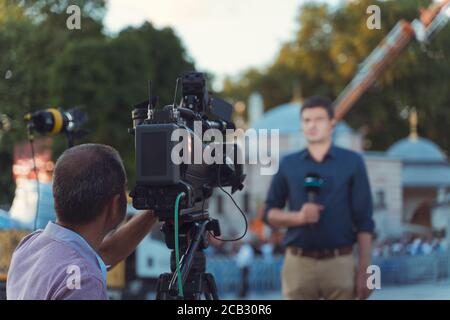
[350,155,375,234]
[263,165,288,226]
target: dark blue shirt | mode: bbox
[263,145,374,250]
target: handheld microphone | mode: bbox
[304,172,323,203]
[304,173,323,228]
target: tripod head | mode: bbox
[162,213,220,251]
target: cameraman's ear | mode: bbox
[110,193,127,223]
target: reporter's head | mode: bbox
[301,96,335,144]
[52,143,127,231]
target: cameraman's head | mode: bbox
[52,144,127,235]
[301,96,336,144]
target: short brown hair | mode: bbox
[53,144,126,225]
[301,96,334,119]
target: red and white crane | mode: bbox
[333,0,450,121]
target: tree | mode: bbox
[49,22,195,190]
[0,0,107,205]
[222,0,450,155]
[0,1,195,205]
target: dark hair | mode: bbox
[301,96,334,119]
[53,144,126,225]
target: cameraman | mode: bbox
[7,144,158,300]
[264,96,374,300]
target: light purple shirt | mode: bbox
[6,222,108,300]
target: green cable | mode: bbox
[174,192,184,298]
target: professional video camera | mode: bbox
[129,72,245,221]
[129,72,246,300]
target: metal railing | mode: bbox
[206,253,450,295]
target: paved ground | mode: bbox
[221,280,450,300]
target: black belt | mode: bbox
[288,245,353,260]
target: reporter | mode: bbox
[6,143,157,300]
[264,96,374,300]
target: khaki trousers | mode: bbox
[281,250,356,300]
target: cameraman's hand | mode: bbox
[295,203,324,226]
[143,209,157,219]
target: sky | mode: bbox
[104,0,341,89]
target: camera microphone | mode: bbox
[24,108,86,136]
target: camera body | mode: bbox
[130,72,245,220]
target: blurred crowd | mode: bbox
[205,229,449,260]
[205,230,285,259]
[373,235,448,258]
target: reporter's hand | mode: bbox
[294,203,324,225]
[356,267,373,300]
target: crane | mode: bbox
[333,0,450,121]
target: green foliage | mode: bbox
[0,0,195,205]
[49,22,194,185]
[222,0,450,156]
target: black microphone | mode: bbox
[304,173,323,228]
[304,172,323,203]
[24,108,87,136]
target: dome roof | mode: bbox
[251,101,353,135]
[387,137,447,162]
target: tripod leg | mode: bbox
[204,273,219,300]
[178,272,216,300]
[156,273,172,300]
[189,273,204,300]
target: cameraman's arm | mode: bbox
[98,211,157,268]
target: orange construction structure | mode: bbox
[333,0,450,121]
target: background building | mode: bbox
[208,96,450,242]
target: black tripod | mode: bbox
[155,213,221,300]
